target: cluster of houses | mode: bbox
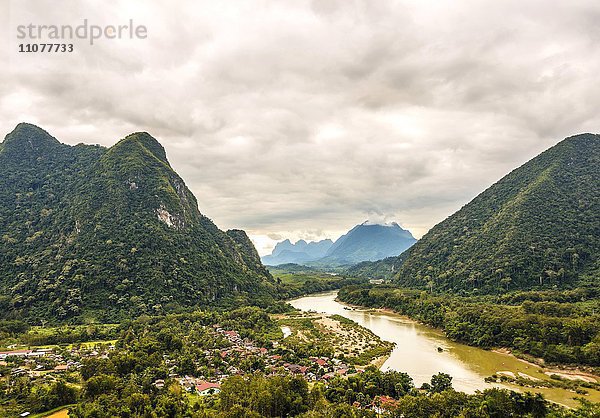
[150,324,356,397]
[279,356,351,381]
[0,344,114,379]
[2,323,357,401]
[213,325,353,381]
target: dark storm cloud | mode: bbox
[2,0,599,254]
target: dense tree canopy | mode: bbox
[0,124,276,323]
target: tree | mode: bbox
[429,373,453,393]
[500,277,512,291]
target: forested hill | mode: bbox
[0,123,275,323]
[394,133,600,293]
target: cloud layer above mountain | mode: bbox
[2,0,600,254]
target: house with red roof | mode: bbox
[196,381,221,396]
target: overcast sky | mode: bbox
[2,0,600,255]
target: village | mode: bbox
[0,316,378,401]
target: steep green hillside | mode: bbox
[395,133,599,293]
[345,252,410,280]
[0,123,275,323]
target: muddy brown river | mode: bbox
[289,290,600,408]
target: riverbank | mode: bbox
[368,353,391,369]
[371,304,600,385]
[276,312,394,366]
[43,408,69,418]
[367,304,600,385]
[289,290,600,408]
[491,348,600,384]
[337,285,600,373]
[345,299,600,403]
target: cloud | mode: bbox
[2,0,599,255]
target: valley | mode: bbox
[0,125,598,417]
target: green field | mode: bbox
[268,264,367,299]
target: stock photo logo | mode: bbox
[16,18,147,52]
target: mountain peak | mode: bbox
[110,132,169,164]
[2,122,61,151]
[262,238,334,265]
[361,220,400,228]
[550,133,598,156]
[323,221,416,264]
[8,122,52,136]
[563,132,598,144]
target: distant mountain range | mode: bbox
[262,221,416,266]
[261,239,333,265]
[0,123,275,322]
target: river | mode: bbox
[289,290,600,408]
